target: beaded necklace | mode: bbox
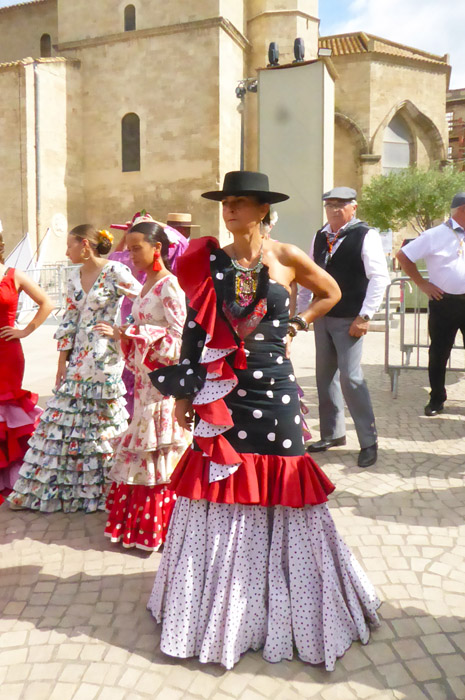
[230,243,264,307]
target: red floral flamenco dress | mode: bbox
[104,275,190,551]
[147,237,381,671]
[0,269,42,502]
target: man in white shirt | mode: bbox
[302,187,390,467]
[396,192,465,416]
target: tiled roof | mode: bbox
[447,88,465,100]
[319,32,449,66]
[0,0,49,13]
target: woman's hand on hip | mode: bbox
[0,326,27,341]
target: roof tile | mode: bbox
[319,31,448,66]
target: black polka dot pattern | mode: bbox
[148,497,381,670]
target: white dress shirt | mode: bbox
[401,218,465,294]
[298,219,391,318]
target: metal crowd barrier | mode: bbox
[17,263,77,318]
[384,277,465,397]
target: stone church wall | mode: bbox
[0,0,57,64]
[57,0,244,45]
[66,25,242,237]
[0,65,26,255]
[333,55,448,189]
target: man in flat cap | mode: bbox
[300,187,390,467]
[396,192,465,416]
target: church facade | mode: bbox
[0,0,450,259]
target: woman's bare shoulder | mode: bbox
[266,239,306,264]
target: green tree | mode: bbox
[358,166,465,234]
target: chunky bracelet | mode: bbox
[289,315,309,332]
[287,324,297,338]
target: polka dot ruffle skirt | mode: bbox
[105,482,177,551]
[148,497,381,670]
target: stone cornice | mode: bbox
[332,50,451,76]
[56,17,250,53]
[0,55,79,73]
[247,9,319,25]
[360,154,381,163]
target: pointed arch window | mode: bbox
[382,114,413,175]
[124,4,136,32]
[122,113,140,172]
[40,33,52,57]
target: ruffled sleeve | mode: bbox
[113,261,142,298]
[149,306,208,397]
[149,237,227,399]
[123,277,187,372]
[54,273,80,351]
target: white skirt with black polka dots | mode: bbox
[148,496,380,670]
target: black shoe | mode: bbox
[358,443,378,468]
[307,436,346,453]
[424,402,444,417]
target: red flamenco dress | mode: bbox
[0,269,42,500]
[147,238,381,671]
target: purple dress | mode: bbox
[107,251,146,417]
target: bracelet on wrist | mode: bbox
[287,324,298,338]
[288,315,309,331]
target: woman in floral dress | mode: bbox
[8,225,142,512]
[105,221,190,551]
[109,211,189,417]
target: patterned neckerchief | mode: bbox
[323,217,360,263]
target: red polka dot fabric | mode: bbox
[105,482,177,551]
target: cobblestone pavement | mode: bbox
[0,320,464,700]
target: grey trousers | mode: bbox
[313,316,377,449]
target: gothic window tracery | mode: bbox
[382,114,413,175]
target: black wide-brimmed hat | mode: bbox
[201,171,289,204]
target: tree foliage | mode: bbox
[358,166,465,234]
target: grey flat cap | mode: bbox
[451,192,465,208]
[322,187,357,201]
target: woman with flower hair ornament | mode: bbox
[104,220,190,551]
[109,212,189,417]
[8,225,142,512]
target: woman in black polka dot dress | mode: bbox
[148,171,381,671]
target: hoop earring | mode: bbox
[81,249,91,261]
[152,250,162,272]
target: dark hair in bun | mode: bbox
[69,224,113,256]
[129,221,171,271]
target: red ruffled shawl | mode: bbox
[170,237,335,507]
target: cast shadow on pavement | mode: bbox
[347,485,465,529]
[315,446,465,483]
[0,564,464,694]
[298,366,465,444]
[0,509,148,553]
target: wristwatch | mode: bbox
[360,314,370,321]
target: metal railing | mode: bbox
[17,263,77,318]
[384,277,465,397]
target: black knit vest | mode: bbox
[314,222,370,318]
